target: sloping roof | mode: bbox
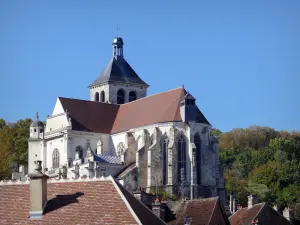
[0,177,165,225]
[229,203,291,225]
[111,87,185,133]
[116,162,137,179]
[168,197,230,225]
[94,154,123,164]
[59,97,119,133]
[115,180,166,225]
[89,57,149,87]
[58,87,210,134]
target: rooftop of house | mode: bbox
[57,87,211,134]
[229,202,292,225]
[167,197,230,225]
[0,176,166,225]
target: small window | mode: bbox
[117,89,125,104]
[129,91,137,102]
[40,129,43,133]
[94,92,100,102]
[52,149,60,169]
[100,91,105,102]
[75,146,83,158]
[34,129,36,132]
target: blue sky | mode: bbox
[0,0,299,132]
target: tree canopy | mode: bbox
[218,126,300,219]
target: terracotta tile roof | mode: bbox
[0,177,166,225]
[58,87,210,134]
[229,203,291,225]
[59,97,119,133]
[111,87,185,134]
[167,197,230,225]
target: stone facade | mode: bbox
[26,36,225,206]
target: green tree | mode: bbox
[0,119,5,130]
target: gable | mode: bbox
[52,98,65,116]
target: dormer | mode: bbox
[180,92,197,122]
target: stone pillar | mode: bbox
[28,160,49,219]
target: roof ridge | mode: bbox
[109,177,142,225]
[207,197,218,225]
[58,96,120,106]
[252,202,266,222]
[120,86,185,106]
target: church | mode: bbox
[28,36,225,204]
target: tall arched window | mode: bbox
[52,149,60,169]
[129,91,137,102]
[161,136,169,185]
[94,92,99,102]
[75,146,83,158]
[194,133,201,185]
[117,89,125,104]
[100,91,105,102]
[177,134,186,182]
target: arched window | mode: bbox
[117,89,125,104]
[100,91,105,102]
[161,136,169,185]
[94,92,99,102]
[194,133,201,185]
[177,134,186,182]
[129,91,137,102]
[52,149,60,169]
[75,146,83,158]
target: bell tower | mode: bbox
[88,37,149,104]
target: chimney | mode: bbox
[28,160,49,219]
[232,197,237,213]
[152,198,166,221]
[283,207,294,224]
[248,195,259,209]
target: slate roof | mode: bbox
[167,197,230,225]
[229,203,292,225]
[94,154,123,165]
[58,87,211,134]
[89,57,149,87]
[0,176,166,225]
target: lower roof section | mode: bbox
[57,87,210,134]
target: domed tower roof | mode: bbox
[88,37,149,88]
[30,112,44,128]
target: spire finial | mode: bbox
[117,24,120,37]
[36,112,39,121]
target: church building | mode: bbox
[28,36,225,204]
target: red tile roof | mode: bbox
[167,197,230,225]
[0,177,166,225]
[229,203,291,225]
[59,87,210,134]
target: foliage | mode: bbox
[0,118,32,179]
[219,126,300,211]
